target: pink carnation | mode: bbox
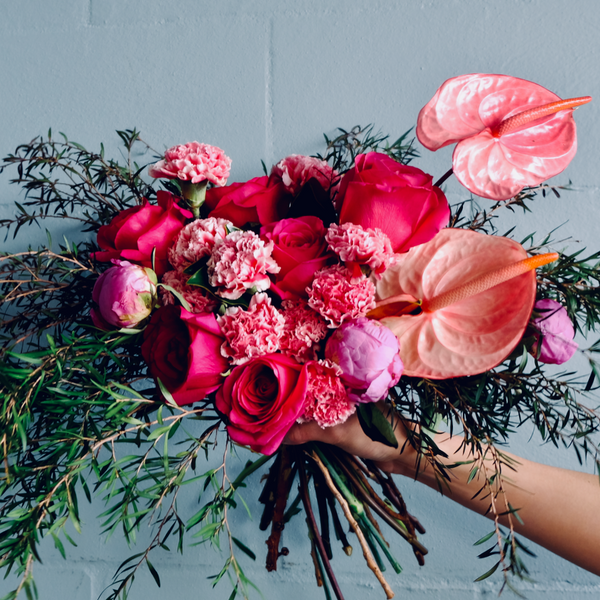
[149,142,232,186]
[271,155,338,196]
[208,230,280,300]
[217,293,285,364]
[307,265,376,328]
[168,217,233,271]
[159,270,219,314]
[302,360,356,428]
[279,299,329,363]
[326,222,395,277]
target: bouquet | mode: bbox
[1,73,598,600]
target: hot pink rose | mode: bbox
[337,153,450,253]
[141,306,229,406]
[149,142,231,187]
[215,353,308,455]
[94,191,192,276]
[260,216,334,299]
[204,175,291,228]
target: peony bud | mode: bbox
[529,299,578,364]
[91,260,157,330]
[325,317,403,403]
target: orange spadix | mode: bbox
[493,97,592,138]
[423,252,558,313]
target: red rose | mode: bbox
[216,353,308,455]
[141,306,229,406]
[204,175,291,227]
[337,152,450,253]
[260,216,333,299]
[94,191,192,276]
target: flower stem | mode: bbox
[179,180,208,218]
[434,168,453,188]
[299,460,345,600]
[311,449,395,599]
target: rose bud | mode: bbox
[91,260,157,330]
[529,299,578,364]
[325,317,403,403]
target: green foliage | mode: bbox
[1,128,599,599]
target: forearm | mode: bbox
[399,434,600,576]
[285,412,600,576]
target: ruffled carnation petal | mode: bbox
[307,265,376,328]
[149,142,232,187]
[208,230,280,300]
[217,293,285,364]
[302,360,356,428]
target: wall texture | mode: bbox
[1,1,599,599]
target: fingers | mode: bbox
[283,405,417,473]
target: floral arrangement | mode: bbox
[1,74,599,600]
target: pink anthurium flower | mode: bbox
[371,229,558,379]
[416,74,591,200]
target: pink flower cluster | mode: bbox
[160,270,218,314]
[279,299,329,363]
[208,230,280,300]
[326,222,395,277]
[168,217,232,271]
[97,140,463,455]
[271,154,338,196]
[149,142,232,187]
[307,265,376,327]
[302,360,356,428]
[217,293,285,364]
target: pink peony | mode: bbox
[307,265,376,328]
[208,230,280,300]
[160,270,219,314]
[271,154,338,196]
[216,293,285,365]
[325,317,403,403]
[302,360,356,428]
[279,299,329,363]
[149,142,232,187]
[325,222,395,277]
[530,299,578,364]
[168,217,233,271]
[91,260,157,330]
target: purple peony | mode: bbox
[324,317,403,403]
[91,260,157,330]
[530,299,578,364]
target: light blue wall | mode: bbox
[1,1,599,599]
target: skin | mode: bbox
[284,405,600,577]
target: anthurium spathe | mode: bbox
[372,229,557,378]
[416,74,591,200]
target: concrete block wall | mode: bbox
[1,1,599,598]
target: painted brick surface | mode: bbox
[1,1,599,598]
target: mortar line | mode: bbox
[264,16,274,168]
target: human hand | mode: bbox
[284,402,419,476]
